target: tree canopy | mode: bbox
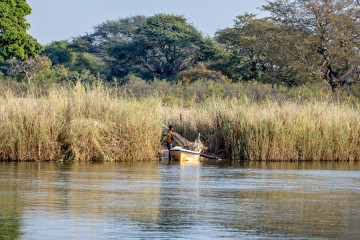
[18,3,360,93]
[0,0,43,61]
[263,0,360,90]
[106,14,218,79]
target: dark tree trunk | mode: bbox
[250,61,257,79]
[325,65,338,92]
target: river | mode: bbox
[0,161,359,239]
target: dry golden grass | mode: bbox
[165,98,360,161]
[0,83,162,161]
[0,83,359,161]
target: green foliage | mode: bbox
[214,14,309,85]
[69,34,99,54]
[0,0,43,61]
[42,41,75,65]
[7,6,357,92]
[72,52,105,75]
[39,64,70,82]
[139,14,218,79]
[215,14,271,81]
[93,15,147,44]
[102,14,219,80]
[204,85,226,99]
[90,16,148,79]
[263,0,360,90]
[42,40,107,80]
[162,95,182,106]
[8,55,52,86]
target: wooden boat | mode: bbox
[169,146,201,163]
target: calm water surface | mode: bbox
[0,161,359,239]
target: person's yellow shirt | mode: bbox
[166,130,173,143]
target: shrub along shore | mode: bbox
[0,82,360,161]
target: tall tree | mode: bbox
[42,40,107,78]
[92,15,147,45]
[0,0,43,61]
[108,14,218,79]
[90,16,147,78]
[215,14,306,85]
[215,14,276,81]
[263,0,360,90]
[42,41,75,65]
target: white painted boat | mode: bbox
[169,146,201,163]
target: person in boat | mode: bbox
[166,125,174,151]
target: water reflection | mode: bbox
[0,212,23,240]
[0,163,23,240]
[0,161,359,239]
[157,163,201,233]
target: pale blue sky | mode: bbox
[27,0,268,45]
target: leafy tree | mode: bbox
[139,14,217,79]
[0,0,43,61]
[76,16,147,79]
[72,52,106,75]
[263,0,360,90]
[42,40,107,79]
[46,15,218,81]
[215,14,276,81]
[215,14,308,85]
[42,41,75,65]
[8,55,52,86]
[107,14,218,80]
[69,34,103,55]
[92,15,147,45]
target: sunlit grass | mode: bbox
[0,83,162,161]
[166,98,360,161]
[0,83,359,161]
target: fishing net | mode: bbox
[163,126,207,152]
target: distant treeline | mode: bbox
[1,0,359,94]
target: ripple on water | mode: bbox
[0,161,359,239]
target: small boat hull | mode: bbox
[169,147,200,163]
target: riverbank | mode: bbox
[0,83,359,161]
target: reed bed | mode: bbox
[0,83,359,161]
[0,83,162,161]
[166,99,360,161]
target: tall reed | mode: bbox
[0,83,162,161]
[0,83,359,161]
[165,98,360,161]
